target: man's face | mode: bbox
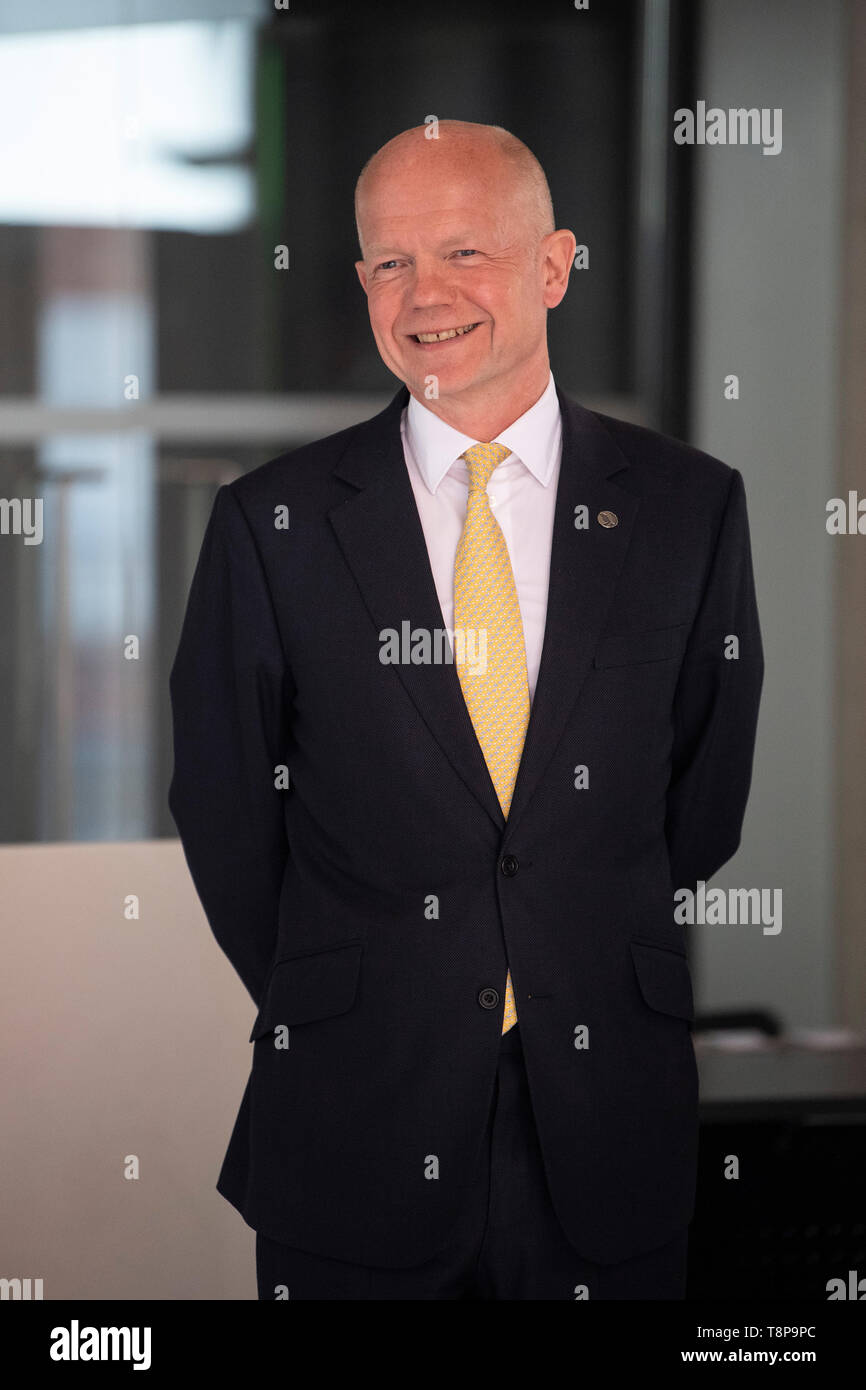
[355,159,550,405]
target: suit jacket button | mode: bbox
[478,988,500,1010]
[500,854,519,877]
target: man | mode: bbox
[168,120,763,1300]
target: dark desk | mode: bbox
[698,1041,866,1121]
[688,1043,866,1300]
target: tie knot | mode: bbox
[461,441,511,490]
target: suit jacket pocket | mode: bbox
[249,940,363,1039]
[593,621,690,669]
[630,939,695,1022]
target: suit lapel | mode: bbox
[329,386,506,830]
[503,389,641,840]
[328,382,642,839]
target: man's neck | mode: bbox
[408,360,551,442]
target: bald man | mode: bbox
[169,120,763,1300]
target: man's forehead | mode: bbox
[359,154,513,213]
[364,220,493,252]
[361,180,492,216]
[361,140,508,194]
[359,198,513,254]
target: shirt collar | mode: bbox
[405,370,561,495]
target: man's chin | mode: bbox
[398,359,488,403]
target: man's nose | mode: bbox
[409,260,454,306]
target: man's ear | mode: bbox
[355,261,368,293]
[541,229,578,310]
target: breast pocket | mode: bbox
[249,940,363,1040]
[593,621,690,670]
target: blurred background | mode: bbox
[1,0,864,1300]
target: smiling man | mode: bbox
[353,122,573,442]
[169,119,763,1301]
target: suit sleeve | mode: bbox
[665,467,764,894]
[168,483,291,1007]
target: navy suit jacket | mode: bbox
[168,382,763,1267]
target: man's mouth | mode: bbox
[410,322,481,343]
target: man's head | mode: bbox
[354,120,576,430]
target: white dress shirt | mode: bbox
[400,370,562,702]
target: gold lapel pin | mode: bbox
[597,510,618,528]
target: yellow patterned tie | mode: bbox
[453,442,530,1034]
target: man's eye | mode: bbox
[376,260,400,271]
[453,249,477,258]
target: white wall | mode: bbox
[0,840,256,1298]
[690,0,845,1025]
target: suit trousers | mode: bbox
[255,1024,689,1300]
